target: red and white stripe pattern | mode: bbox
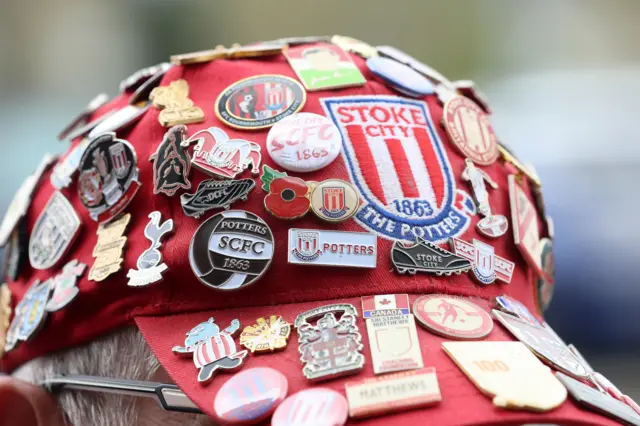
[272,388,348,426]
[509,175,542,276]
[192,332,236,369]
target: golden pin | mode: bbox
[150,79,204,128]
[88,214,131,282]
[239,315,291,353]
[498,144,542,187]
[0,284,12,358]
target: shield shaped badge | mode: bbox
[473,240,496,284]
[264,83,285,111]
[374,327,413,357]
[108,143,131,179]
[297,231,319,257]
[322,187,345,214]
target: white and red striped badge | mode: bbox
[271,388,348,426]
[509,175,543,277]
[361,294,410,318]
[193,332,237,368]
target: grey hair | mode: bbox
[13,327,211,426]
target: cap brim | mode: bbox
[135,296,617,426]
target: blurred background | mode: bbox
[0,0,638,397]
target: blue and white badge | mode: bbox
[5,280,52,352]
[366,56,434,98]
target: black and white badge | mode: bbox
[189,210,274,290]
[77,132,140,224]
[180,178,255,219]
[29,191,81,270]
[149,125,192,197]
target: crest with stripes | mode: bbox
[322,96,475,242]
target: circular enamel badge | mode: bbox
[189,210,274,290]
[215,75,306,130]
[413,294,493,339]
[443,96,498,165]
[366,56,434,98]
[266,113,342,173]
[77,132,140,224]
[272,388,348,426]
[536,238,555,312]
[309,179,360,222]
[214,367,288,425]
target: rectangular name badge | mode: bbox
[345,368,441,418]
[288,229,377,268]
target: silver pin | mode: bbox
[87,104,150,140]
[127,212,173,287]
[180,178,255,219]
[120,63,172,92]
[46,259,86,312]
[461,158,508,238]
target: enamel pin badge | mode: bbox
[150,79,205,127]
[88,213,131,282]
[45,259,86,312]
[451,238,515,285]
[149,125,192,197]
[172,318,248,383]
[0,284,11,358]
[127,211,173,287]
[239,315,291,353]
[182,127,261,179]
[462,159,508,238]
[120,62,172,92]
[170,43,284,65]
[413,295,493,340]
[288,229,377,268]
[51,138,91,189]
[87,104,150,140]
[5,280,51,352]
[495,295,540,326]
[509,175,543,277]
[295,304,365,381]
[309,179,360,222]
[28,191,81,270]
[391,237,472,276]
[180,178,255,219]
[537,238,555,312]
[78,133,140,223]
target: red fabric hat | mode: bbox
[0,38,622,425]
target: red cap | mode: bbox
[0,37,620,425]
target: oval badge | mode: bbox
[215,75,306,130]
[413,294,493,340]
[272,388,348,426]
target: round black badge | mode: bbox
[215,75,306,130]
[189,210,274,290]
[77,132,140,224]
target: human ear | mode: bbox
[0,375,66,426]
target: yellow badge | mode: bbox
[150,79,204,128]
[239,315,291,353]
[443,341,567,412]
[0,284,11,358]
[88,213,131,282]
[309,179,360,223]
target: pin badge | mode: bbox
[127,211,173,287]
[88,213,131,282]
[87,103,150,140]
[442,96,499,165]
[170,43,284,65]
[3,222,27,281]
[536,238,555,313]
[453,80,492,114]
[51,138,91,189]
[295,304,365,381]
[215,75,306,130]
[170,45,230,65]
[413,295,493,340]
[497,144,542,187]
[5,280,51,352]
[451,237,515,285]
[556,372,640,426]
[272,388,348,426]
[366,56,434,98]
[285,42,366,91]
[288,229,377,268]
[214,367,288,425]
[262,166,311,219]
[268,35,332,46]
[227,42,286,59]
[181,178,255,219]
[0,284,11,358]
[28,191,81,270]
[376,45,454,89]
[443,341,567,412]
[128,65,173,106]
[492,310,589,379]
[345,368,441,418]
[0,153,58,247]
[509,175,543,277]
[462,158,508,237]
[78,133,140,223]
[391,236,472,276]
[120,62,172,92]
[495,295,539,326]
[330,35,378,58]
[189,210,274,291]
[434,82,458,105]
[149,79,205,127]
[149,125,192,197]
[239,315,291,353]
[57,93,110,141]
[309,179,359,222]
[183,127,262,179]
[64,110,116,142]
[45,259,86,312]
[266,112,342,173]
[361,294,424,374]
[172,318,248,383]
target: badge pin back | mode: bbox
[272,388,348,426]
[150,125,192,197]
[88,213,131,282]
[57,93,110,141]
[443,341,567,412]
[288,229,377,269]
[450,238,515,285]
[295,304,365,381]
[413,295,493,340]
[181,178,256,219]
[45,259,86,312]
[266,112,342,173]
[443,96,499,165]
[214,367,288,424]
[0,284,12,358]
[28,191,81,270]
[127,212,173,287]
[508,174,543,277]
[189,210,274,291]
[391,237,472,276]
[87,103,150,140]
[309,179,359,222]
[366,56,434,98]
[239,315,291,353]
[150,79,205,127]
[331,35,378,58]
[172,318,247,384]
[120,62,172,92]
